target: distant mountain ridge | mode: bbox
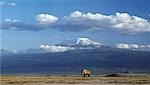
[1,38,150,55]
[0,48,18,55]
[1,38,104,55]
[1,38,150,75]
[1,46,150,75]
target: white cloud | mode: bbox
[70,11,82,17]
[140,45,150,48]
[62,11,150,34]
[2,11,150,34]
[4,18,12,22]
[7,2,16,6]
[1,18,45,31]
[36,14,58,26]
[116,43,140,49]
[0,1,16,6]
[40,45,74,53]
[1,14,58,32]
[116,43,150,50]
[1,17,58,31]
[4,18,20,23]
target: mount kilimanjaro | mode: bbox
[1,38,150,75]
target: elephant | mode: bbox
[81,69,91,77]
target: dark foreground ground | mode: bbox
[1,74,150,85]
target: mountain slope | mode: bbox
[1,47,150,75]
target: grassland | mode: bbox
[1,75,150,85]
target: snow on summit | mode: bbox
[60,37,102,46]
[76,38,102,46]
[38,38,103,53]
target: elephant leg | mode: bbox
[84,74,86,77]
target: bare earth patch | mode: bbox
[1,75,150,85]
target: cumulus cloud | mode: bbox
[0,14,58,31]
[36,14,58,26]
[0,18,46,31]
[40,45,74,52]
[1,11,150,33]
[0,13,58,31]
[116,43,140,49]
[0,1,16,6]
[62,11,150,34]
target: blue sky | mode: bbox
[0,0,150,50]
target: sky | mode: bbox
[0,0,150,50]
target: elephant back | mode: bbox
[82,69,91,74]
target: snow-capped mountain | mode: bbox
[1,38,149,55]
[1,38,103,55]
[24,38,102,54]
[76,38,102,46]
[58,38,102,47]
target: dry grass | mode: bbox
[1,75,150,85]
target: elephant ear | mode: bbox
[89,71,91,74]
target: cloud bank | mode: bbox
[40,45,74,52]
[116,43,150,50]
[1,13,58,31]
[140,45,150,48]
[116,43,139,49]
[62,11,150,34]
[1,18,45,31]
[1,11,150,34]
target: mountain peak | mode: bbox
[76,38,102,46]
[59,37,102,47]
